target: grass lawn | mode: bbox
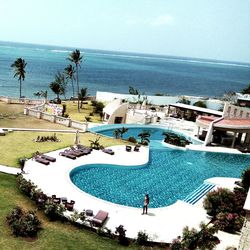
[61,101,103,123]
[0,102,72,129]
[0,131,125,167]
[0,173,153,250]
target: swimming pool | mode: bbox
[70,125,250,208]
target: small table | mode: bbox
[86,209,93,216]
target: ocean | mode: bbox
[0,41,249,99]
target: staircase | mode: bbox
[183,183,215,205]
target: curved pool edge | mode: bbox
[22,145,246,243]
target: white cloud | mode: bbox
[126,15,174,27]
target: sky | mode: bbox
[0,0,250,62]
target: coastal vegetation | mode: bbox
[11,58,27,98]
[49,72,67,104]
[64,64,76,98]
[67,49,83,112]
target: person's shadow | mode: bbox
[144,212,155,216]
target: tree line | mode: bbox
[11,49,86,113]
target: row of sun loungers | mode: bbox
[59,145,92,160]
[36,193,76,211]
[35,193,108,226]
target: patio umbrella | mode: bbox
[74,130,80,145]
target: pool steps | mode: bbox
[183,183,215,205]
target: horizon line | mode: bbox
[0,39,250,65]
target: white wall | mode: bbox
[96,91,223,111]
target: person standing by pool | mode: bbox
[142,194,149,215]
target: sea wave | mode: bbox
[86,51,250,68]
[0,45,15,49]
[51,49,72,53]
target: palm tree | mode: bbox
[79,87,88,108]
[67,49,83,112]
[11,58,27,98]
[120,127,128,139]
[64,64,76,98]
[138,130,151,145]
[49,72,67,103]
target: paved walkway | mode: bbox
[22,145,210,243]
[0,164,21,175]
[0,146,243,246]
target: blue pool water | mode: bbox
[70,126,250,208]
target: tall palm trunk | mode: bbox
[19,79,22,98]
[76,64,80,112]
[71,78,75,98]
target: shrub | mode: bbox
[178,96,190,105]
[171,222,219,250]
[91,100,97,106]
[89,112,94,116]
[79,210,86,222]
[44,202,66,221]
[128,136,137,143]
[193,101,207,108]
[136,231,149,245]
[16,175,37,197]
[241,167,250,191]
[115,225,129,246]
[94,102,104,114]
[233,187,247,216]
[214,212,244,233]
[203,188,235,217]
[85,116,91,122]
[6,207,41,237]
[70,210,80,223]
[171,236,183,250]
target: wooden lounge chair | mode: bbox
[102,148,115,155]
[76,144,92,152]
[59,151,76,160]
[35,156,50,165]
[91,210,109,226]
[41,154,56,162]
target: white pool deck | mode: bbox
[8,144,238,245]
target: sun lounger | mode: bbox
[91,210,109,226]
[59,151,76,159]
[35,156,50,165]
[102,148,115,155]
[40,154,56,162]
[70,146,90,156]
[65,149,84,157]
[134,145,141,152]
[76,144,92,152]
